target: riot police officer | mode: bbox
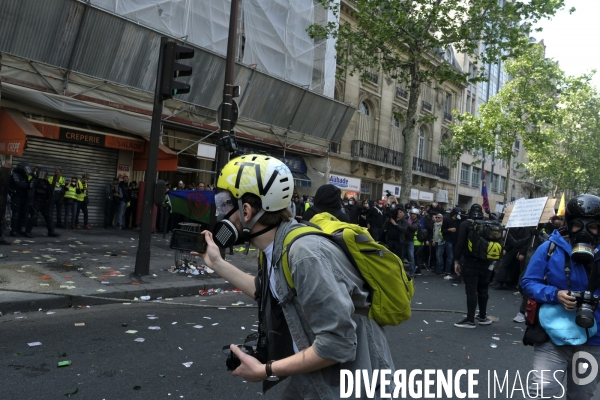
[9,162,32,236]
[25,168,59,238]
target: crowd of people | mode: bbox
[290,190,463,280]
[1,161,143,240]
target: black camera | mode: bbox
[222,332,266,371]
[569,290,600,328]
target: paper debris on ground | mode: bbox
[182,362,193,368]
[193,325,203,329]
[125,330,138,334]
[134,338,145,342]
[74,323,85,327]
[148,326,161,330]
[28,342,42,346]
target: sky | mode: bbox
[534,0,600,89]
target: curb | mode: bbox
[0,280,236,314]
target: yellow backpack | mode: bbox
[281,212,414,326]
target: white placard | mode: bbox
[197,143,217,159]
[506,197,549,228]
[382,183,401,198]
[329,174,361,192]
[436,190,448,203]
[410,188,419,200]
[495,203,505,213]
[419,191,434,201]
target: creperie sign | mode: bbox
[0,142,22,154]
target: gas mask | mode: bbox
[568,219,600,264]
[212,193,276,254]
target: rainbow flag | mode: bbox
[168,190,215,224]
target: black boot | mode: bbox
[23,232,34,238]
[48,231,60,237]
[0,237,11,245]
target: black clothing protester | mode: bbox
[454,219,493,323]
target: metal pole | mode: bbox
[135,37,167,276]
[215,0,240,174]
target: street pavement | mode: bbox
[0,228,256,314]
[0,229,598,399]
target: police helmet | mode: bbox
[469,203,484,220]
[37,168,48,180]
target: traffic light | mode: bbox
[161,41,194,99]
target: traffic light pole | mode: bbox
[215,0,240,177]
[135,37,168,276]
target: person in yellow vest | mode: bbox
[75,173,91,229]
[63,177,78,229]
[47,168,65,229]
[304,196,313,212]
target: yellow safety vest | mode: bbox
[76,180,87,202]
[64,185,78,200]
[48,176,65,189]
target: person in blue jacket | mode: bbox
[521,194,600,399]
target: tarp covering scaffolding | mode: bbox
[89,0,338,97]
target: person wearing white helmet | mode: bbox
[195,154,395,398]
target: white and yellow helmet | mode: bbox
[217,154,293,212]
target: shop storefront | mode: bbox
[2,109,178,226]
[330,173,361,199]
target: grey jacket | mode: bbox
[269,219,395,399]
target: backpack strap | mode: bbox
[281,225,330,290]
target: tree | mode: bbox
[309,0,566,205]
[526,74,600,196]
[442,40,565,203]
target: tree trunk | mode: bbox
[399,63,421,205]
[552,174,562,198]
[503,153,512,204]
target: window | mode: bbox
[366,67,379,85]
[417,127,426,159]
[489,62,499,97]
[460,163,470,185]
[360,102,370,116]
[444,93,453,121]
[472,97,477,116]
[396,83,408,99]
[358,102,372,142]
[390,116,402,153]
[415,127,426,171]
[471,167,481,188]
[514,140,520,150]
[500,176,507,193]
[421,83,434,112]
[491,173,499,192]
[466,94,471,114]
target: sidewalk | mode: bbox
[0,227,259,314]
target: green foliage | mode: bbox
[310,0,565,203]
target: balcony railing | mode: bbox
[422,101,432,112]
[413,157,450,180]
[396,87,407,99]
[351,140,450,179]
[351,140,403,167]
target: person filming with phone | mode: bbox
[191,154,395,398]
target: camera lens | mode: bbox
[576,304,596,329]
